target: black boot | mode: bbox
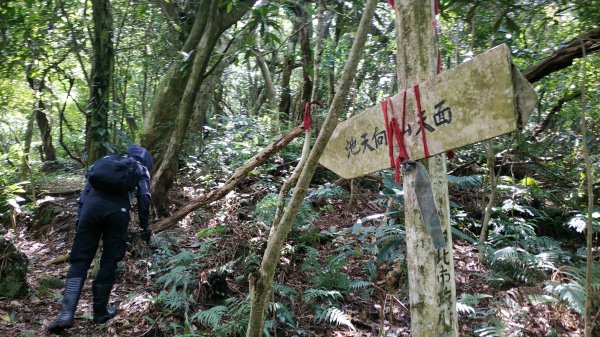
[92,282,117,324]
[48,277,85,333]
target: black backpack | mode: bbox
[88,154,142,194]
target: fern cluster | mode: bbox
[191,297,250,336]
[252,193,317,228]
[149,236,219,335]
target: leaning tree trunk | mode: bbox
[141,0,256,211]
[86,0,114,165]
[245,0,378,335]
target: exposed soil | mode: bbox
[0,180,585,337]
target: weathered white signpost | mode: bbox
[319,1,537,336]
[319,44,536,179]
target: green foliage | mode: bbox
[186,115,294,187]
[302,289,343,303]
[253,193,317,228]
[0,179,28,222]
[473,317,506,337]
[154,240,216,313]
[351,213,405,267]
[191,305,227,329]
[35,275,63,299]
[197,226,227,239]
[305,183,349,202]
[447,174,484,189]
[312,307,355,331]
[300,247,352,291]
[544,264,600,314]
[301,288,355,331]
[297,247,364,331]
[457,293,492,318]
[191,297,250,336]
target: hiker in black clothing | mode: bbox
[48,145,153,334]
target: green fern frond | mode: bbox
[349,279,371,290]
[456,302,476,315]
[253,193,316,227]
[315,272,350,291]
[457,293,492,317]
[527,294,558,306]
[313,307,355,331]
[157,288,192,311]
[447,175,484,189]
[303,289,343,302]
[306,183,349,201]
[475,325,504,337]
[273,283,299,300]
[170,249,198,267]
[491,246,521,264]
[474,316,506,337]
[156,265,192,289]
[458,293,492,306]
[544,282,585,314]
[191,305,227,328]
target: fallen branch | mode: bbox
[524,25,600,83]
[151,125,304,233]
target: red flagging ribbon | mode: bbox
[303,101,312,131]
[388,0,395,9]
[413,84,430,158]
[382,95,409,183]
[381,99,395,168]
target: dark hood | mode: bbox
[127,145,153,170]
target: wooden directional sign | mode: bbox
[319,44,537,179]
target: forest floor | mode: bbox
[0,176,586,337]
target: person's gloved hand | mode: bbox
[140,227,152,243]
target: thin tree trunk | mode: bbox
[254,48,277,112]
[479,140,497,245]
[58,79,83,164]
[579,39,594,337]
[246,1,378,335]
[20,112,35,181]
[291,1,313,125]
[272,0,325,239]
[35,100,57,163]
[277,10,300,126]
[58,0,91,86]
[87,0,114,164]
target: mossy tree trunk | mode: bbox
[86,0,114,165]
[394,1,458,336]
[245,0,378,335]
[140,0,256,211]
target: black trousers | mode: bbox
[67,190,130,285]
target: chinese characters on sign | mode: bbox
[344,100,453,159]
[436,228,455,326]
[345,127,387,158]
